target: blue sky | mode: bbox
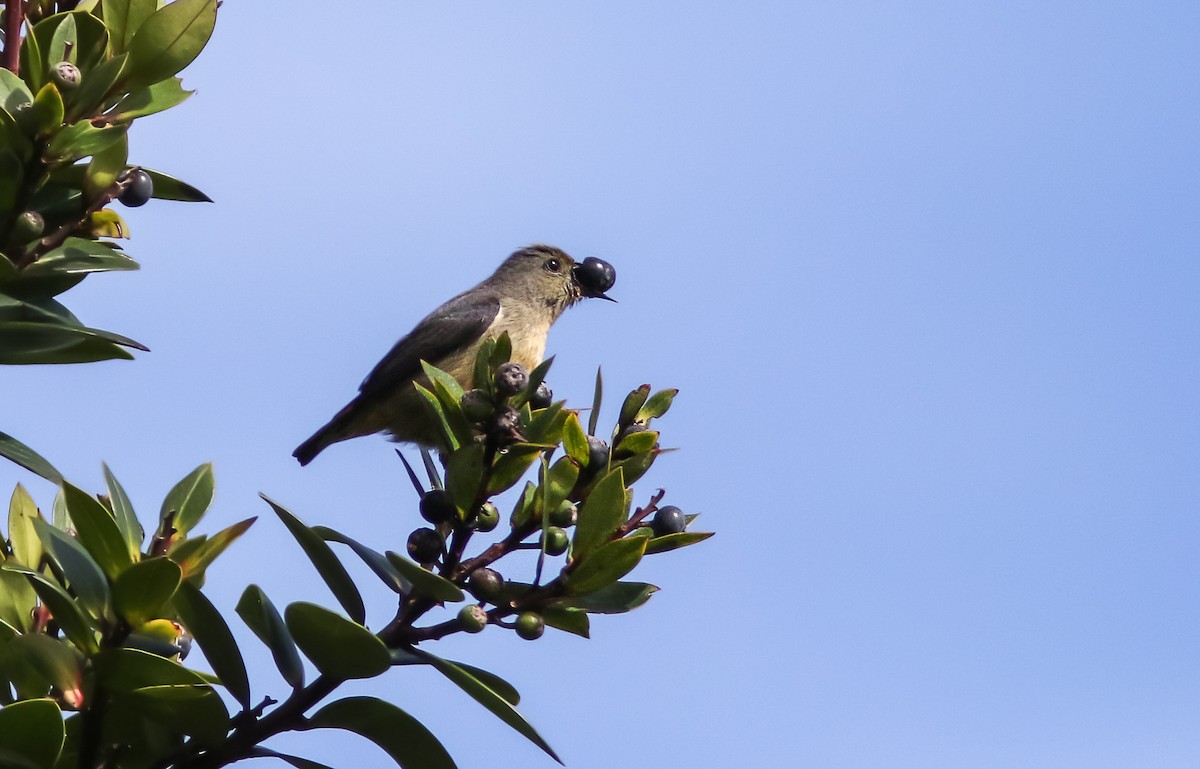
[5,2,1199,767]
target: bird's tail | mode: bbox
[293,401,359,466]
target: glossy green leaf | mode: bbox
[160,462,213,537]
[94,647,209,690]
[567,536,647,595]
[645,530,715,555]
[85,136,129,199]
[486,443,545,495]
[0,432,64,484]
[312,526,409,595]
[33,518,110,618]
[235,585,303,689]
[171,516,255,582]
[636,388,678,423]
[508,481,537,529]
[124,0,217,91]
[62,481,132,580]
[101,463,143,560]
[261,495,365,624]
[544,455,579,523]
[556,581,658,614]
[2,563,98,654]
[65,53,127,120]
[29,83,64,139]
[23,238,138,276]
[615,429,658,456]
[571,467,627,561]
[125,684,229,743]
[284,602,389,680]
[8,484,44,569]
[0,70,33,114]
[309,696,457,769]
[391,652,521,706]
[445,442,485,516]
[523,401,569,445]
[45,120,126,164]
[0,327,137,364]
[171,581,250,707]
[0,698,64,769]
[540,607,590,638]
[563,412,589,465]
[18,22,45,93]
[113,557,180,627]
[383,551,463,603]
[412,648,561,764]
[413,383,458,452]
[140,167,211,202]
[617,384,650,431]
[107,77,192,121]
[612,449,657,486]
[7,635,83,706]
[0,569,37,633]
[102,0,158,53]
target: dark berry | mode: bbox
[490,406,523,443]
[586,436,609,470]
[406,527,443,563]
[548,500,577,528]
[119,170,154,207]
[467,567,505,602]
[651,505,687,536]
[13,211,44,240]
[461,389,493,422]
[529,381,553,410]
[515,611,545,640]
[495,362,528,397]
[542,526,569,556]
[51,61,81,90]
[475,501,500,532]
[419,489,456,524]
[572,256,617,299]
[458,605,488,633]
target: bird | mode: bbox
[293,244,616,465]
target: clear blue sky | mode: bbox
[6,2,1199,767]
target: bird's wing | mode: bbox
[358,290,501,397]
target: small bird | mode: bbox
[294,244,616,465]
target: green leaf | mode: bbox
[101,0,158,53]
[611,448,657,486]
[0,69,34,115]
[45,120,126,164]
[645,531,714,555]
[636,388,678,423]
[23,238,138,276]
[413,383,458,452]
[6,635,83,706]
[555,581,658,614]
[160,462,214,537]
[543,455,579,523]
[615,429,658,456]
[485,443,545,495]
[391,652,521,706]
[124,684,229,743]
[84,136,129,199]
[571,467,628,561]
[8,484,44,569]
[171,516,255,582]
[563,412,589,465]
[445,443,485,516]
[124,0,217,91]
[65,53,127,121]
[18,21,45,93]
[0,432,64,484]
[617,384,651,431]
[284,602,389,680]
[171,581,250,708]
[106,76,192,121]
[101,463,143,560]
[0,321,143,364]
[566,536,647,595]
[411,649,561,764]
[29,83,64,139]
[245,749,334,769]
[0,698,64,769]
[0,569,38,633]
[383,551,463,603]
[540,607,590,638]
[261,495,365,624]
[33,518,110,618]
[235,585,303,689]
[62,481,133,580]
[93,647,210,690]
[312,527,409,595]
[2,563,98,654]
[507,481,537,529]
[113,557,180,627]
[309,696,457,769]
[140,167,211,202]
[523,401,568,445]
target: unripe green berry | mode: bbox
[51,61,81,90]
[548,500,577,528]
[460,388,493,422]
[419,489,456,524]
[407,527,443,563]
[495,362,528,397]
[475,501,500,532]
[458,605,488,633]
[651,505,687,536]
[541,526,569,556]
[529,381,553,410]
[467,567,505,602]
[515,611,545,640]
[13,211,44,240]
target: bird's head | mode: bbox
[493,244,617,315]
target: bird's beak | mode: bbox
[573,257,618,302]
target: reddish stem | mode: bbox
[2,0,23,75]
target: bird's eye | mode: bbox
[544,257,562,273]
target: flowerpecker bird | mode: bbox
[293,244,616,465]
